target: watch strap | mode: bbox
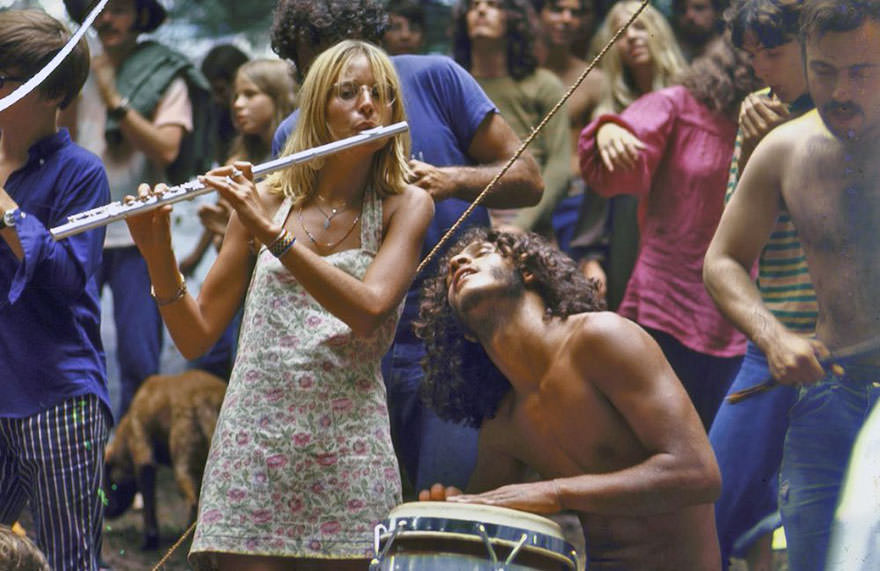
[107,97,130,121]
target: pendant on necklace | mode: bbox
[323,208,338,230]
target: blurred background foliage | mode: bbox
[2,0,456,62]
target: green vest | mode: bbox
[106,40,216,184]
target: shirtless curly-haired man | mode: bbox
[416,229,722,570]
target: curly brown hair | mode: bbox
[452,0,539,80]
[679,37,762,117]
[415,229,604,427]
[727,0,803,49]
[270,0,388,73]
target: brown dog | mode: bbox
[104,369,226,550]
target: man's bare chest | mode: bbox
[785,149,880,257]
[508,378,645,479]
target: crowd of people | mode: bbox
[1,0,879,569]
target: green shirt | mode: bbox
[477,69,572,234]
[725,89,817,333]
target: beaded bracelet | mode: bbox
[266,227,287,251]
[150,272,187,306]
[268,228,296,258]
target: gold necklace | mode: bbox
[314,194,349,229]
[297,206,361,250]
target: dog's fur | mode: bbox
[104,369,226,550]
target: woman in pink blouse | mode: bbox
[578,39,761,430]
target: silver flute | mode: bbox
[50,121,409,240]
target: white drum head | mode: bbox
[387,501,566,540]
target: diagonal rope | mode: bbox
[416,0,650,274]
[150,2,650,566]
[151,520,196,571]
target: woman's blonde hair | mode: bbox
[228,58,298,164]
[268,40,410,206]
[590,0,686,117]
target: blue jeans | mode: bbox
[645,327,743,430]
[709,343,797,566]
[827,399,880,570]
[779,364,880,571]
[382,341,478,494]
[98,247,163,421]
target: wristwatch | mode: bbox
[107,97,131,121]
[0,208,21,230]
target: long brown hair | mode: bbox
[227,59,298,164]
[679,38,762,117]
[416,229,604,427]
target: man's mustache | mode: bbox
[95,21,117,34]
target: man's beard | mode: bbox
[455,267,526,331]
[820,100,865,140]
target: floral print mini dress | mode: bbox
[190,186,402,562]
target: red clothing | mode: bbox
[579,86,746,358]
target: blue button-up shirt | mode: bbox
[0,129,111,418]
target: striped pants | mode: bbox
[0,395,110,571]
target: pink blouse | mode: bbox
[579,86,746,358]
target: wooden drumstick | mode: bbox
[725,336,880,404]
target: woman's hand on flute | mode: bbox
[124,183,174,260]
[199,162,279,246]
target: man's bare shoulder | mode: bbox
[562,311,652,364]
[564,310,642,339]
[558,311,681,394]
[763,110,829,150]
[745,111,831,180]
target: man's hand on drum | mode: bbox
[444,482,563,515]
[199,162,277,246]
[418,483,463,502]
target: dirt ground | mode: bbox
[101,467,193,570]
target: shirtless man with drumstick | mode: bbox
[703,0,880,567]
[415,228,722,570]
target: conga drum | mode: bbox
[370,501,578,570]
